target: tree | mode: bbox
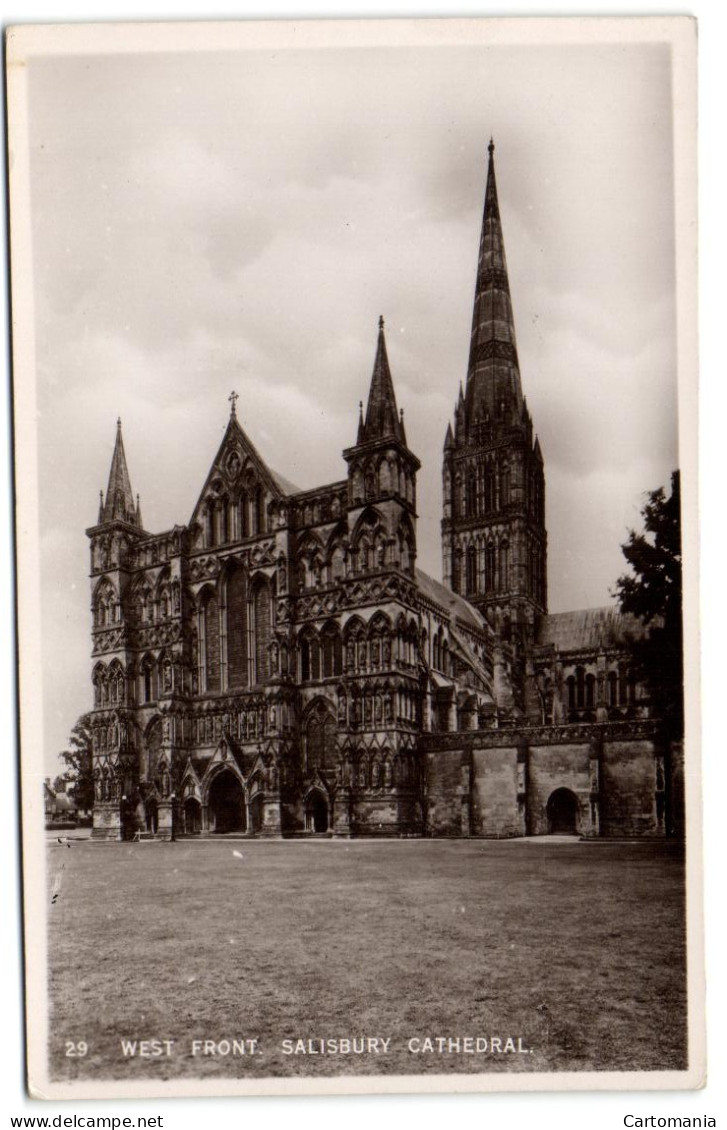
[615,471,683,735]
[57,713,95,813]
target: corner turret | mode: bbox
[98,419,142,528]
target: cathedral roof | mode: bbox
[415,567,486,632]
[269,467,301,496]
[537,606,654,652]
[360,317,405,445]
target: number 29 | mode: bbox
[65,1041,88,1057]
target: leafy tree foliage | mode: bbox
[615,471,683,735]
[57,713,95,813]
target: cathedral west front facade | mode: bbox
[87,143,683,843]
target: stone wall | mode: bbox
[91,802,122,840]
[526,743,592,836]
[600,739,661,838]
[421,721,670,840]
[352,796,403,835]
[471,746,521,837]
[424,747,465,835]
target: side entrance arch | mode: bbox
[305,788,330,834]
[546,788,580,835]
[208,770,247,834]
[183,796,202,835]
[145,798,159,835]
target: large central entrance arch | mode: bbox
[546,788,579,835]
[208,770,247,834]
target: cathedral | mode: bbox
[87,142,683,842]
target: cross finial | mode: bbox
[229,390,239,417]
[378,315,384,330]
[488,137,495,157]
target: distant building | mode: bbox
[44,779,77,826]
[86,142,682,842]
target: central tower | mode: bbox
[442,141,547,644]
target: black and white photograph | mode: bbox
[7,16,701,1101]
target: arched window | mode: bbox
[301,635,321,682]
[452,549,462,592]
[300,639,311,681]
[94,580,117,628]
[575,666,585,709]
[306,709,337,773]
[226,567,248,689]
[608,670,619,707]
[585,673,596,709]
[141,656,157,704]
[253,582,271,683]
[466,471,477,516]
[466,545,477,594]
[485,466,496,511]
[256,488,266,534]
[205,502,216,548]
[329,543,346,582]
[321,626,342,678]
[567,675,576,710]
[500,463,511,507]
[92,665,105,707]
[499,541,509,592]
[219,498,229,544]
[203,593,221,692]
[485,543,496,592]
[627,670,637,705]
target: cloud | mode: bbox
[25,41,679,770]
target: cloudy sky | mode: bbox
[22,27,679,770]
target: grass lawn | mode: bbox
[45,838,687,1082]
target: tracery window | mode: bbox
[466,545,477,594]
[321,626,342,678]
[253,581,272,683]
[301,636,321,682]
[226,567,248,689]
[499,541,509,592]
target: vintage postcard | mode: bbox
[7,17,702,1100]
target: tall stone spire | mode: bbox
[360,316,405,444]
[100,418,140,526]
[441,139,547,636]
[465,139,523,431]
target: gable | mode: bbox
[188,416,290,541]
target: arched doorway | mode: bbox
[249,792,264,835]
[546,788,579,834]
[120,795,137,841]
[145,798,159,835]
[305,789,329,834]
[208,770,246,834]
[183,797,202,835]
